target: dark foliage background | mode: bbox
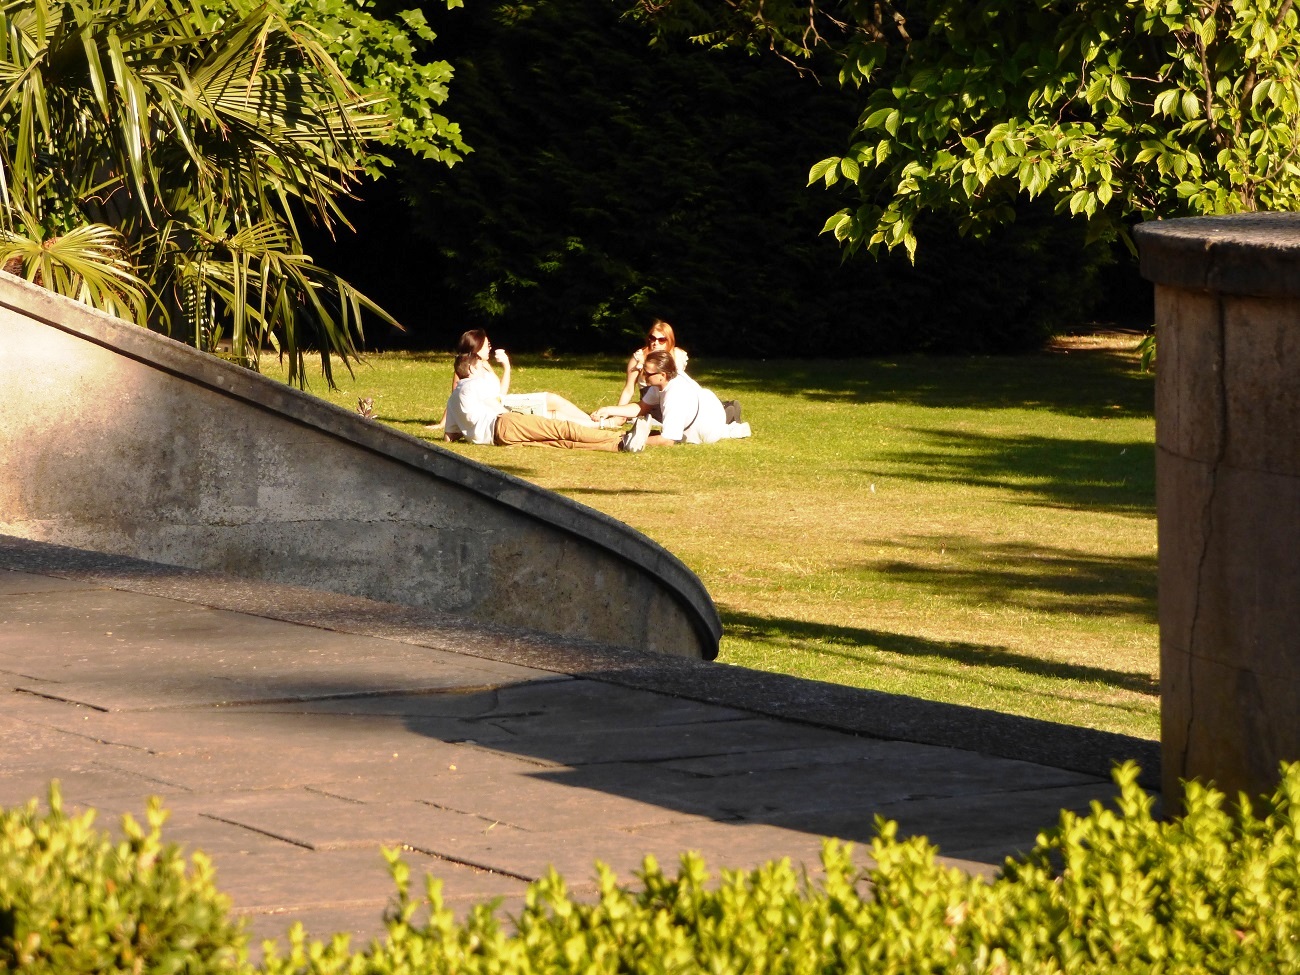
[310,0,1150,356]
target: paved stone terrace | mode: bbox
[0,535,1159,951]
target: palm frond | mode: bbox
[158,216,396,386]
[0,218,152,322]
[0,0,405,386]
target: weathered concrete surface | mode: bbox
[0,271,719,658]
[0,542,1156,952]
[1137,214,1300,806]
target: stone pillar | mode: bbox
[1136,213,1300,807]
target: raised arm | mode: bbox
[495,349,511,397]
[617,349,645,406]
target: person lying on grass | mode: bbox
[591,351,751,453]
[444,354,626,450]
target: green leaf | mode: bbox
[864,106,892,129]
[808,158,838,185]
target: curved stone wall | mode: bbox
[0,272,720,659]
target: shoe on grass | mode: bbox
[620,415,651,452]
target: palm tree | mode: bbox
[0,0,396,386]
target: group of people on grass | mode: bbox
[441,321,751,452]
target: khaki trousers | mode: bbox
[494,411,621,451]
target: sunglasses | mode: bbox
[642,370,663,378]
[647,334,668,344]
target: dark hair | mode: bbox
[456,329,488,356]
[453,352,478,380]
[643,349,677,379]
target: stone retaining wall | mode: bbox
[0,271,720,659]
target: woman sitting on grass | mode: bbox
[618,320,689,407]
[454,329,597,426]
[445,354,624,450]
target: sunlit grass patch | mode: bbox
[268,342,1157,740]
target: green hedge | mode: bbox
[0,790,245,973]
[5,763,1300,974]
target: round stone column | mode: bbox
[1136,213,1300,807]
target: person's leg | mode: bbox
[494,412,621,450]
[544,393,598,426]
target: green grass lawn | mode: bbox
[270,341,1157,740]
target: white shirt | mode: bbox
[642,373,727,444]
[444,370,505,445]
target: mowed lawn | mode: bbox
[269,340,1158,740]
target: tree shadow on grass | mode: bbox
[721,609,1158,698]
[375,414,448,425]
[342,349,1153,419]
[554,487,675,497]
[872,427,1155,515]
[853,536,1157,625]
[688,350,1153,419]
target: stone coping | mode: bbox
[1136,212,1300,297]
[0,271,721,658]
[0,534,1160,788]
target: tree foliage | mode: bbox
[352,0,1115,356]
[636,0,1300,259]
[0,0,464,386]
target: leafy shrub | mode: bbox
[263,761,1300,975]
[7,764,1300,973]
[0,786,247,974]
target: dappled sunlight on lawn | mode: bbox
[266,348,1158,740]
[858,536,1157,624]
[717,608,1159,739]
[697,349,1153,418]
[872,428,1155,516]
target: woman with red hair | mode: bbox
[617,319,689,407]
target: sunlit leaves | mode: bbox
[790,0,1300,259]
[286,0,467,175]
[26,761,1283,975]
[0,219,151,322]
[0,0,463,386]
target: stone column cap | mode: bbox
[1136,213,1300,297]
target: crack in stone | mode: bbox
[1183,296,1230,780]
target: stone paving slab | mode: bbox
[0,542,1161,956]
[527,746,1096,828]
[0,536,1160,782]
[195,790,506,853]
[4,589,557,712]
[320,765,724,832]
[0,762,155,810]
[0,570,98,596]
[765,780,1127,861]
[462,715,865,766]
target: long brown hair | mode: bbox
[644,319,676,352]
